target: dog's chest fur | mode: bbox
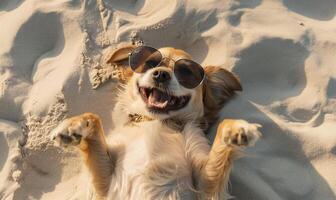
[106,120,204,199]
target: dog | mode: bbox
[51,45,262,200]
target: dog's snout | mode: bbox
[152,70,171,84]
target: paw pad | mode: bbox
[220,120,262,148]
[51,119,88,147]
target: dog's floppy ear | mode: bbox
[202,66,242,125]
[106,45,136,82]
[107,44,136,64]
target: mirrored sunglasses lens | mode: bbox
[174,59,204,89]
[129,46,162,73]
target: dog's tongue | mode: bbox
[148,89,168,108]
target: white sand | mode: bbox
[0,0,335,199]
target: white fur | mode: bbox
[105,119,211,199]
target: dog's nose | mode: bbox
[152,70,171,84]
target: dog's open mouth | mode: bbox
[139,86,190,113]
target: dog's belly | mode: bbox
[107,123,197,200]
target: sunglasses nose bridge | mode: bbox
[160,57,175,69]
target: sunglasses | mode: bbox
[129,46,205,89]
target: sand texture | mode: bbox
[0,0,335,199]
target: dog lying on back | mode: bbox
[51,45,261,200]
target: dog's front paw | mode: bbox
[218,119,262,148]
[51,113,99,147]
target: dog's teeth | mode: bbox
[169,98,176,105]
[148,94,168,108]
[140,86,190,110]
[160,100,168,108]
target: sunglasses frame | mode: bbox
[128,46,205,89]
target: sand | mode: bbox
[0,0,335,199]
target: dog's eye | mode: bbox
[177,64,193,76]
[174,59,204,89]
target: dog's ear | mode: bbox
[202,66,242,125]
[106,45,136,82]
[107,45,136,64]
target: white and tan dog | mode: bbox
[51,45,262,200]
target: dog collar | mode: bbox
[126,113,186,132]
[127,113,153,124]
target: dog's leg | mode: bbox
[200,119,261,198]
[51,113,114,198]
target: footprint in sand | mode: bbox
[228,0,262,27]
[0,0,24,12]
[283,0,336,21]
[233,37,309,105]
[9,12,63,78]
